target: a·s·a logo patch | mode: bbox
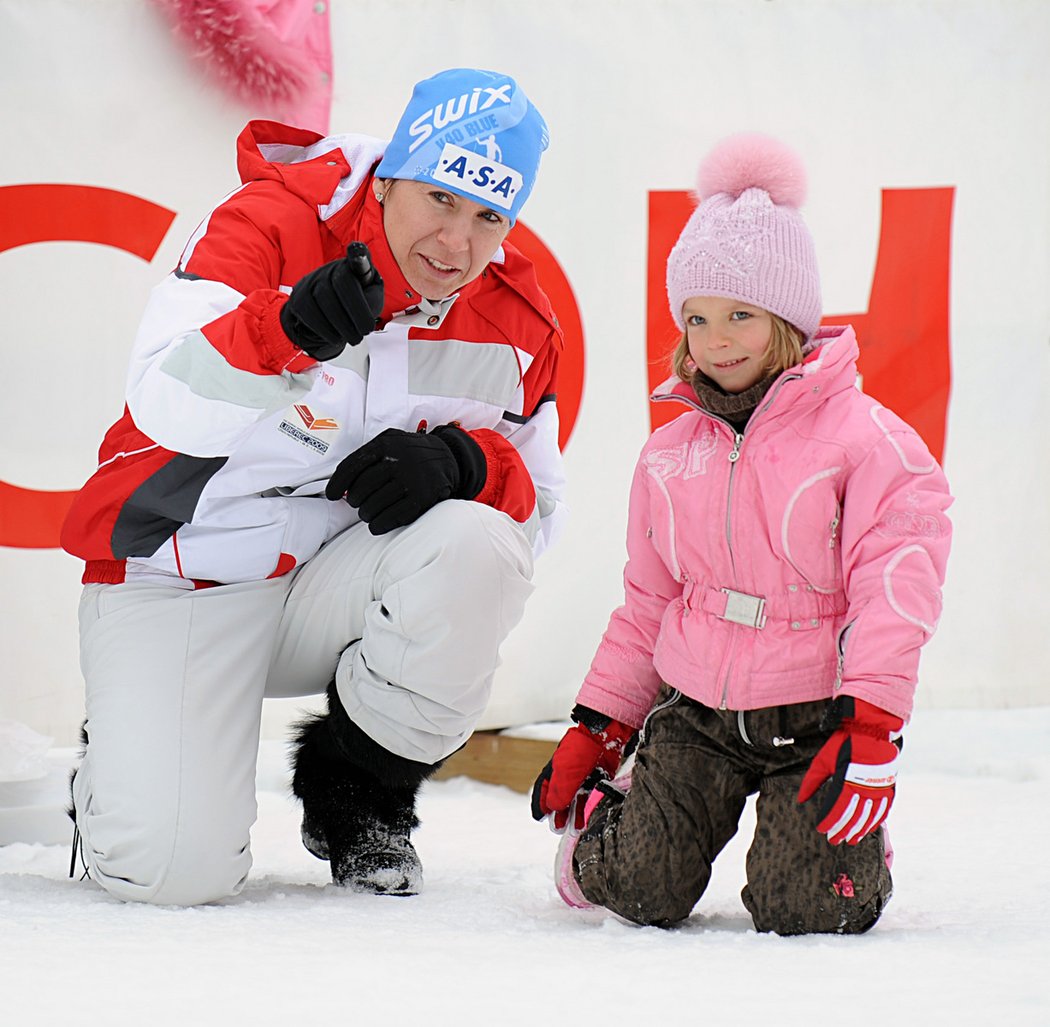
[278,404,340,454]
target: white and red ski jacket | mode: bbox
[62,121,567,587]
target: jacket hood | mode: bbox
[235,120,387,208]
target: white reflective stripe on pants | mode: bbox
[73,499,534,905]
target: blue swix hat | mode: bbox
[375,68,549,224]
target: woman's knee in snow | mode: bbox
[86,840,250,907]
[75,798,252,907]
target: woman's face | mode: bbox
[380,180,512,300]
[683,295,774,393]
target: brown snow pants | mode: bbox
[573,687,893,934]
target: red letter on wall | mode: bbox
[508,221,586,451]
[0,184,175,548]
[646,188,955,463]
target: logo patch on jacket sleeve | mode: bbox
[278,404,340,454]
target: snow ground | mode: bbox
[2,707,1048,1027]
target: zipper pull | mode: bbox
[728,433,743,463]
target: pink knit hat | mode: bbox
[665,134,822,341]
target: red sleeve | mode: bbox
[202,290,316,376]
[468,428,536,523]
[180,183,329,374]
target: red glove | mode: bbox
[531,707,636,832]
[798,696,903,845]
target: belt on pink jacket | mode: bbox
[682,580,848,631]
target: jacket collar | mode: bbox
[236,120,353,208]
[651,324,861,415]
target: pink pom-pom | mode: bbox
[695,133,808,208]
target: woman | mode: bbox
[62,67,565,904]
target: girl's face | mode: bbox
[380,179,511,300]
[683,296,774,393]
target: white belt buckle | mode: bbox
[721,588,767,629]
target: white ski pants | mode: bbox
[72,500,534,905]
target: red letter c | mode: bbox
[0,185,175,548]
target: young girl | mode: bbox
[531,134,952,935]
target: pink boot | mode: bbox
[554,825,593,909]
[553,765,633,910]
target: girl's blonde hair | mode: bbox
[671,312,806,386]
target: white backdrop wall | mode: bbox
[1,0,1047,747]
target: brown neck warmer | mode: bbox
[691,370,779,432]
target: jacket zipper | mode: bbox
[717,429,744,710]
[652,375,804,711]
[725,431,743,569]
[716,374,803,710]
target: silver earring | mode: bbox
[375,191,384,205]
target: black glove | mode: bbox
[326,425,487,534]
[279,242,384,361]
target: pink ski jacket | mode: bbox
[576,326,952,726]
